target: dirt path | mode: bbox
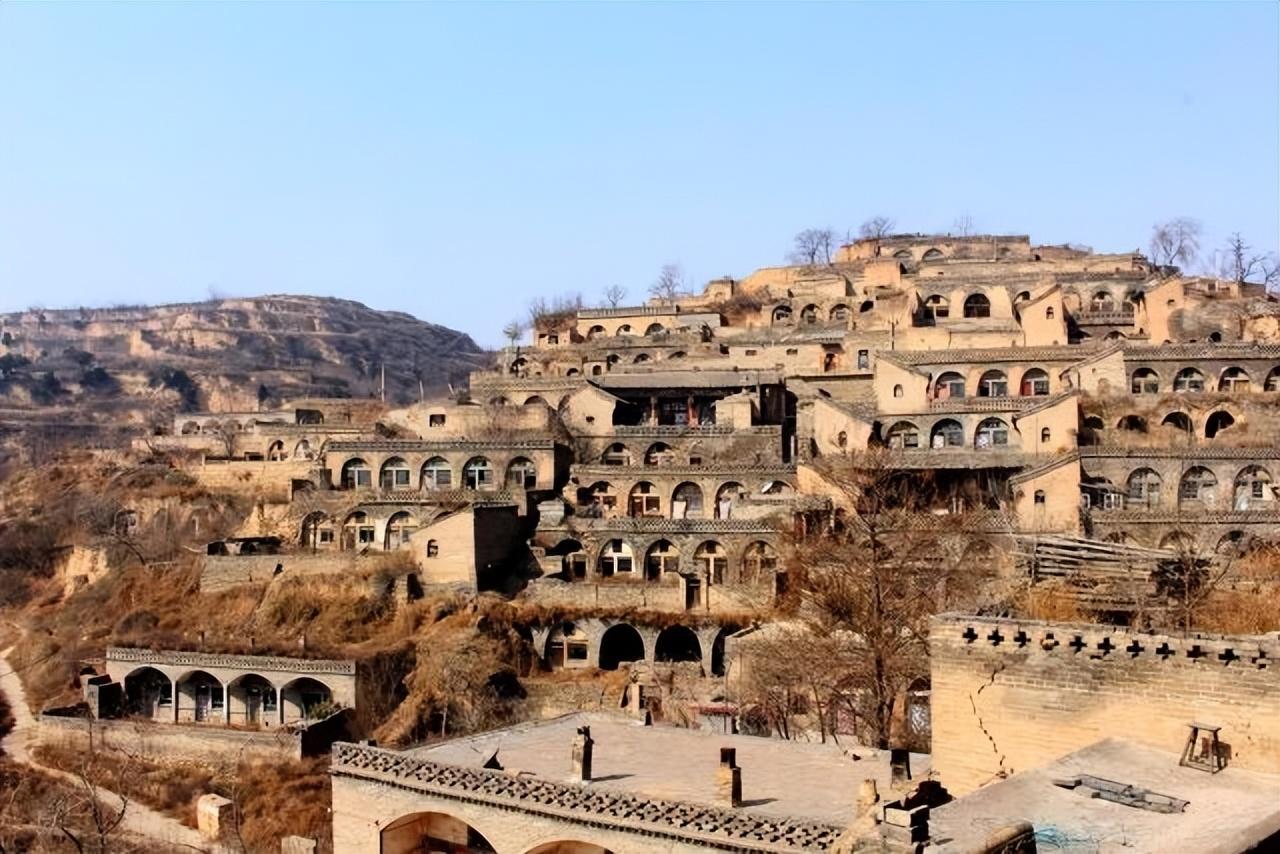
[0,646,224,852]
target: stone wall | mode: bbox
[930,614,1280,796]
[37,714,301,768]
[199,552,362,592]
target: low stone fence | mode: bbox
[37,714,302,769]
[200,552,367,592]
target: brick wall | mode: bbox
[930,614,1280,795]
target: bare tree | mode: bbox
[787,228,835,267]
[501,320,523,348]
[778,450,997,747]
[953,214,976,237]
[1149,217,1201,269]
[1220,233,1280,287]
[649,264,687,304]
[858,216,896,240]
[603,284,627,308]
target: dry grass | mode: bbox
[32,744,333,852]
[1010,583,1086,623]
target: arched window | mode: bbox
[836,430,848,449]
[1205,410,1235,439]
[741,541,778,582]
[830,304,850,322]
[655,626,702,663]
[974,417,1010,448]
[860,300,874,313]
[293,439,313,460]
[886,421,920,450]
[385,511,417,549]
[668,351,686,361]
[715,482,743,519]
[893,384,904,398]
[977,370,1008,397]
[1020,368,1050,396]
[644,540,679,579]
[645,323,664,336]
[1131,368,1160,394]
[633,353,651,364]
[597,540,634,576]
[601,443,631,466]
[1089,290,1116,311]
[934,371,966,400]
[1234,466,1273,509]
[462,457,494,490]
[893,249,913,260]
[1127,468,1162,508]
[616,324,633,336]
[1046,306,1055,320]
[1040,427,1051,443]
[628,482,661,517]
[1117,414,1148,433]
[506,457,537,489]
[1218,367,1251,393]
[1015,291,1031,304]
[421,457,452,490]
[772,305,793,324]
[587,325,606,340]
[694,541,729,584]
[930,419,965,448]
[267,440,286,461]
[379,457,411,490]
[340,458,371,489]
[577,481,617,515]
[644,442,673,466]
[1162,412,1193,433]
[524,395,548,407]
[922,248,944,261]
[1266,367,1280,392]
[1179,467,1218,506]
[963,294,991,318]
[923,295,949,320]
[800,304,819,324]
[426,539,439,558]
[1173,367,1205,392]
[1033,490,1046,505]
[672,482,705,519]
[761,480,794,495]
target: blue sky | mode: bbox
[1,2,1276,346]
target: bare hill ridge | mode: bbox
[0,295,488,427]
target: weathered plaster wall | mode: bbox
[930,614,1280,796]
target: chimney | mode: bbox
[571,726,593,782]
[880,800,929,852]
[717,747,742,807]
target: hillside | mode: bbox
[0,295,489,444]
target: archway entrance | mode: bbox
[381,811,497,854]
[654,626,702,665]
[598,624,645,671]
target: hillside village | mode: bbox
[1,230,1279,853]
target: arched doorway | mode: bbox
[227,674,278,726]
[654,626,702,664]
[381,811,497,854]
[176,670,223,723]
[524,842,613,854]
[598,624,645,671]
[280,677,333,723]
[123,667,172,719]
[710,625,741,677]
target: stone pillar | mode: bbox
[572,725,593,782]
[857,779,880,816]
[717,747,742,807]
[196,793,234,841]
